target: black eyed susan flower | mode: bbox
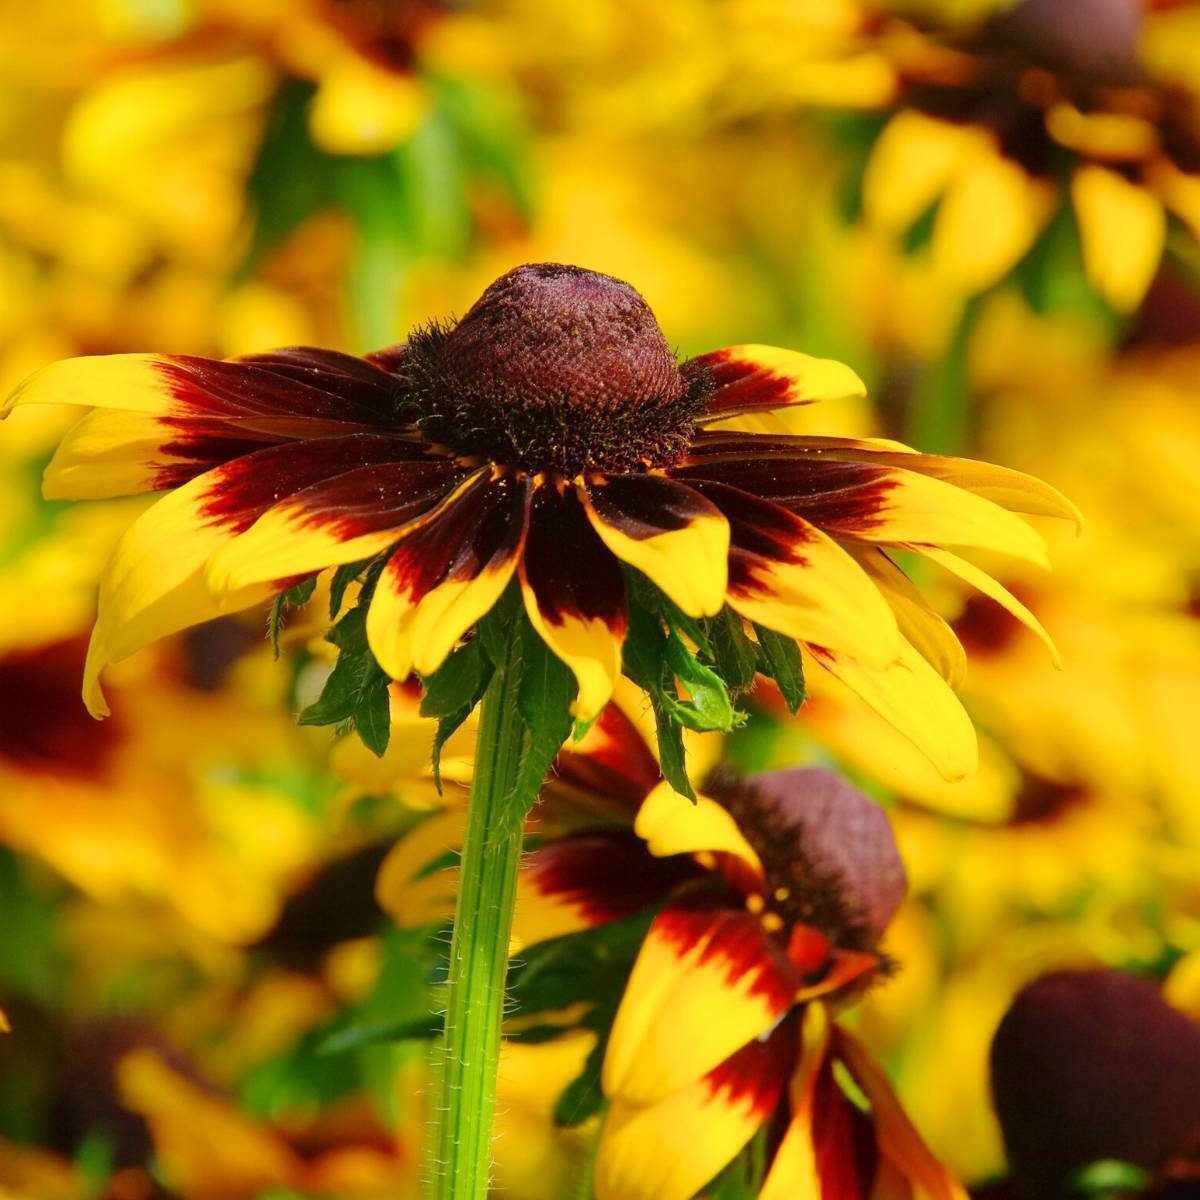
[3,263,1072,774]
[861,0,1200,307]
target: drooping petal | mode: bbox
[807,641,978,780]
[602,899,799,1105]
[580,475,729,618]
[206,457,468,590]
[633,779,764,879]
[687,345,866,423]
[852,548,967,686]
[680,455,1050,568]
[1072,165,1166,311]
[682,432,1082,528]
[836,1026,968,1200]
[516,829,699,945]
[519,485,627,723]
[366,473,530,680]
[684,480,900,668]
[549,702,662,815]
[375,806,469,929]
[596,1023,795,1200]
[914,545,1061,667]
[83,435,401,716]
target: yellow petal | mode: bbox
[634,779,764,876]
[1073,165,1166,311]
[3,353,181,419]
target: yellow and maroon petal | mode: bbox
[602,899,799,1105]
[596,1023,796,1200]
[206,457,469,590]
[366,473,530,680]
[687,345,866,423]
[680,454,1050,568]
[807,641,977,780]
[519,485,628,723]
[1072,165,1166,311]
[516,829,699,945]
[82,435,392,716]
[579,475,729,618]
[633,779,764,879]
[551,702,662,814]
[835,1025,967,1200]
[684,480,900,668]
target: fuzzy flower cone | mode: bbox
[3,262,1073,777]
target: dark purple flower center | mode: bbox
[398,263,711,476]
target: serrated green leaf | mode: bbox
[269,577,317,659]
[420,639,490,719]
[649,690,695,801]
[354,676,391,757]
[329,559,368,620]
[628,570,711,656]
[476,582,521,666]
[753,624,806,714]
[708,607,759,693]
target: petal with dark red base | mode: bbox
[688,345,866,422]
[596,1022,796,1200]
[519,485,628,722]
[580,474,729,617]
[684,480,899,667]
[83,435,400,716]
[207,456,468,590]
[366,473,530,679]
[603,898,799,1105]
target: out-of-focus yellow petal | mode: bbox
[1045,103,1159,161]
[3,353,180,419]
[1072,165,1165,311]
[310,64,427,157]
[375,807,468,929]
[808,639,978,780]
[634,779,764,876]
[933,150,1057,293]
[863,111,979,234]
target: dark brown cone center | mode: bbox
[398,263,710,476]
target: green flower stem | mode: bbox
[431,627,526,1200]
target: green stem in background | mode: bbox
[430,627,526,1200]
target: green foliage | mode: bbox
[298,603,392,756]
[269,576,317,658]
[419,637,494,789]
[752,623,806,713]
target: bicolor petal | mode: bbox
[603,899,799,1105]
[807,640,978,780]
[596,1024,795,1200]
[688,344,866,423]
[685,480,900,668]
[366,473,530,680]
[519,485,627,723]
[580,475,729,617]
[206,456,468,590]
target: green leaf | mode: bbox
[299,605,391,756]
[329,559,369,620]
[506,621,577,831]
[753,624,806,714]
[269,576,317,658]
[315,1013,443,1056]
[553,1035,606,1128]
[476,582,521,667]
[627,569,710,656]
[649,692,694,801]
[662,630,738,733]
[707,607,759,693]
[420,639,490,719]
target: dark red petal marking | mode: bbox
[654,899,801,1007]
[525,829,701,926]
[381,473,531,605]
[262,458,471,541]
[522,485,627,632]
[703,1016,796,1114]
[812,1057,877,1200]
[685,349,800,419]
[587,473,722,540]
[155,354,398,427]
[683,480,818,600]
[0,638,123,779]
[676,456,897,537]
[551,704,663,813]
[194,434,422,533]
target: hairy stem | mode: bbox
[430,629,526,1199]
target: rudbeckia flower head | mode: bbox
[3,262,1073,780]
